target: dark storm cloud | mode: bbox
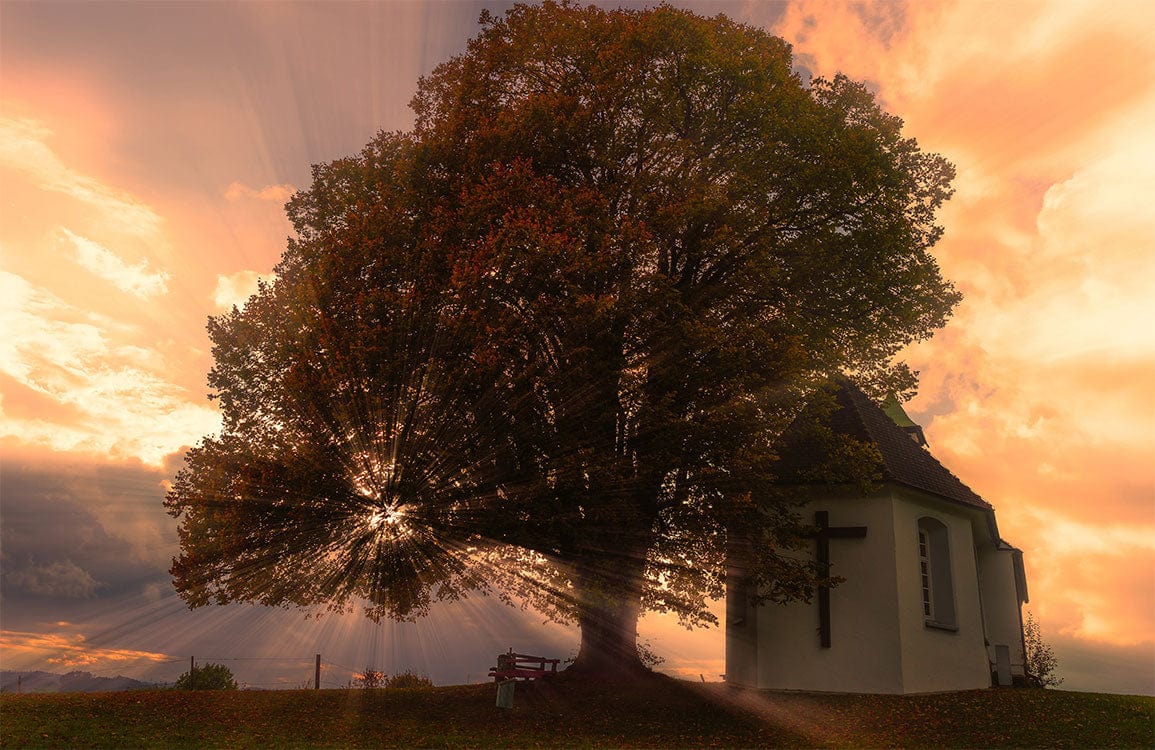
[0,451,174,611]
[4,560,100,599]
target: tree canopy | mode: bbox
[166,1,958,673]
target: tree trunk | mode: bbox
[567,558,649,678]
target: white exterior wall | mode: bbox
[977,547,1026,676]
[747,492,907,693]
[892,487,992,693]
[726,485,1004,694]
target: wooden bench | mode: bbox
[487,648,560,682]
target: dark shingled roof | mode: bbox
[776,376,992,511]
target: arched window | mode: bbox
[917,517,957,629]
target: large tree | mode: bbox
[166,2,958,675]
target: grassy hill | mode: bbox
[2,674,1152,748]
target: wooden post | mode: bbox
[190,656,195,690]
[315,654,321,690]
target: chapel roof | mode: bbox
[775,376,992,512]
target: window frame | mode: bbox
[918,529,933,619]
[917,517,958,631]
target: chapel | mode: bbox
[725,377,1029,694]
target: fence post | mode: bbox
[190,656,195,690]
[315,654,321,690]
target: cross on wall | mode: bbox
[813,510,867,648]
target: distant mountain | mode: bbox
[0,670,160,693]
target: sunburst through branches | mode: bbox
[168,2,959,674]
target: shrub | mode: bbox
[1024,610,1063,687]
[385,671,433,689]
[173,663,237,691]
[355,669,384,688]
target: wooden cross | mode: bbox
[814,510,867,648]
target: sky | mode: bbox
[1,0,1152,695]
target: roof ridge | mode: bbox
[786,377,992,512]
[841,379,991,510]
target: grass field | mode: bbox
[2,674,1152,748]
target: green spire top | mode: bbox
[881,393,918,428]
[881,393,928,446]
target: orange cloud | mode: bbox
[775,1,1155,172]
[0,629,171,670]
[225,181,296,203]
[0,271,219,464]
[0,116,164,238]
[916,29,1152,171]
[60,228,170,298]
[1015,511,1155,647]
[212,270,269,311]
[0,112,220,465]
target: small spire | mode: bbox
[881,393,928,447]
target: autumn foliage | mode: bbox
[166,2,959,673]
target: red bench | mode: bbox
[488,648,560,682]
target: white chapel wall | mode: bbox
[892,488,992,693]
[976,546,1027,676]
[752,491,906,693]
